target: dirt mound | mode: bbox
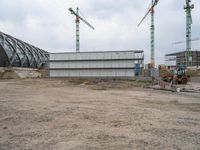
[0,68,19,79]
[0,67,43,79]
[187,68,200,77]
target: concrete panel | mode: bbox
[112,52,119,59]
[50,69,136,77]
[50,69,135,77]
[104,52,112,60]
[50,60,136,69]
[50,51,138,61]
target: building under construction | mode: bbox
[165,50,200,68]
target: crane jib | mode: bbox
[138,0,159,27]
[68,8,94,30]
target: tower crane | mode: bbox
[69,7,95,52]
[184,0,194,67]
[138,0,159,68]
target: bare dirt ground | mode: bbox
[0,78,200,150]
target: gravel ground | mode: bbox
[0,78,200,150]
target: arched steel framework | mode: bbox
[0,31,49,68]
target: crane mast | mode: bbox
[184,0,194,67]
[76,8,80,52]
[69,7,94,52]
[150,0,155,68]
[138,0,159,68]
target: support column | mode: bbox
[76,7,80,52]
[150,0,155,68]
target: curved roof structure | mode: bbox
[0,31,49,68]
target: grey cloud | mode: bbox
[0,0,199,65]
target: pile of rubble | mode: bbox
[0,67,44,79]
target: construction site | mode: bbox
[0,0,200,150]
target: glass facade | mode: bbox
[0,31,49,68]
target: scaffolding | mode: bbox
[165,51,200,68]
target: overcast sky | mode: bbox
[0,0,199,64]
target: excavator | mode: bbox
[162,67,190,84]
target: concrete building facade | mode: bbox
[49,50,144,78]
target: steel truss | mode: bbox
[0,31,49,68]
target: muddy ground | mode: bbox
[0,78,200,150]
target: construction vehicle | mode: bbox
[162,67,190,84]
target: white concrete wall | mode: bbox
[50,60,135,69]
[50,51,136,61]
[50,69,135,77]
[49,51,143,78]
